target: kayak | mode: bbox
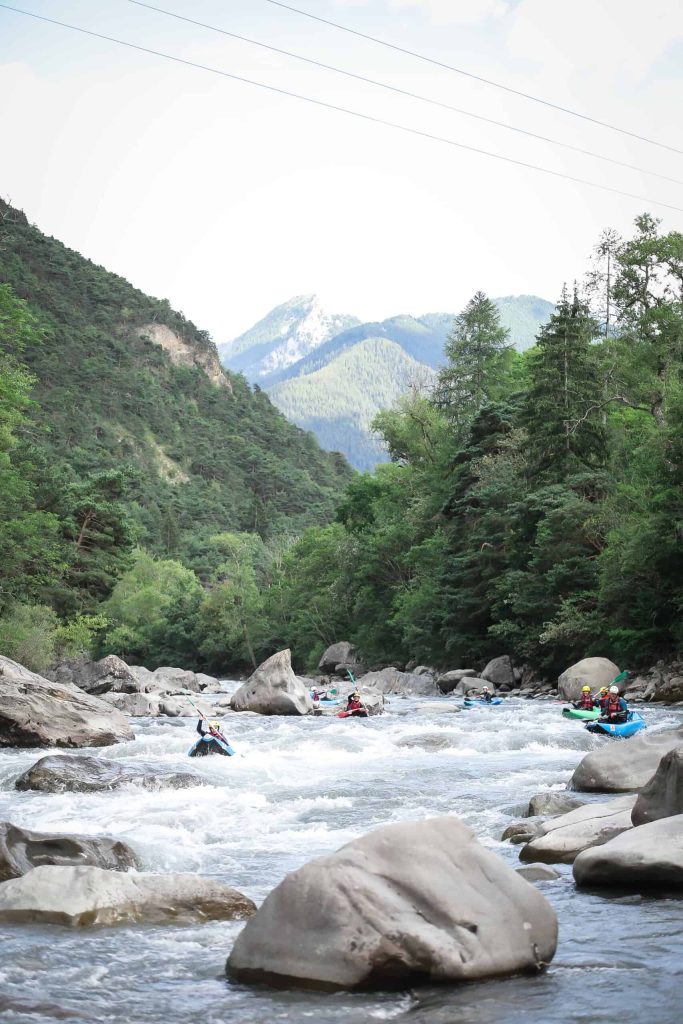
[585,711,646,738]
[463,697,503,707]
[188,735,236,757]
[562,706,601,721]
[336,709,369,719]
[313,698,342,707]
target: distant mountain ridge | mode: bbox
[220,293,554,469]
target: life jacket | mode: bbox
[347,698,363,711]
[578,691,593,709]
[606,695,623,716]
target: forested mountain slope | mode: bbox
[0,200,352,552]
[268,337,434,470]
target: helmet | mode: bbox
[210,720,221,730]
[581,686,591,692]
[482,686,490,692]
[608,686,619,694]
[599,686,608,693]
[350,691,360,699]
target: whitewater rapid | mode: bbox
[0,694,681,1024]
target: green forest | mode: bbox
[1,203,681,678]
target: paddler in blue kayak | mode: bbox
[599,686,628,724]
[480,686,494,703]
[191,717,234,756]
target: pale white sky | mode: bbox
[1,0,682,341]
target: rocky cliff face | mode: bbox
[137,323,231,391]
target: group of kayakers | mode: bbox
[573,683,628,723]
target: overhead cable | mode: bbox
[261,0,683,157]
[1,4,682,214]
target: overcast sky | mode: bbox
[2,0,682,341]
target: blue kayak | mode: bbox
[313,697,342,706]
[585,711,646,738]
[464,697,503,707]
[188,735,236,757]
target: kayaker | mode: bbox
[600,686,628,724]
[595,686,610,711]
[480,686,494,703]
[345,691,365,715]
[573,685,594,710]
[197,717,223,738]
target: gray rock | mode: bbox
[573,815,683,891]
[14,754,205,794]
[519,795,636,864]
[195,672,222,692]
[0,865,256,927]
[0,657,134,749]
[501,821,544,844]
[413,665,436,678]
[525,793,584,818]
[453,676,493,696]
[481,656,515,688]
[632,746,683,825]
[357,667,439,697]
[0,822,139,881]
[413,702,462,714]
[654,674,683,703]
[516,864,561,882]
[231,650,313,716]
[48,655,136,695]
[318,642,360,675]
[569,726,683,792]
[557,658,620,702]
[101,692,161,716]
[435,669,477,694]
[227,816,557,991]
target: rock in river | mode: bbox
[357,667,439,697]
[227,816,557,991]
[569,726,683,792]
[0,656,133,749]
[15,754,205,794]
[519,795,636,864]
[557,657,620,703]
[0,822,138,881]
[231,649,313,716]
[0,865,256,926]
[573,815,683,891]
[631,746,683,825]
[525,793,584,818]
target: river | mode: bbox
[0,694,681,1024]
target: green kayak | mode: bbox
[562,706,601,721]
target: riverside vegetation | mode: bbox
[0,202,681,681]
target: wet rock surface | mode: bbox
[569,727,683,792]
[231,650,313,716]
[573,815,683,891]
[14,754,206,794]
[519,795,636,864]
[0,822,139,881]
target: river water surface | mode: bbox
[0,694,681,1024]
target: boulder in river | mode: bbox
[0,656,134,749]
[519,795,636,864]
[516,864,562,882]
[0,865,256,927]
[501,821,545,844]
[48,654,136,694]
[231,650,313,716]
[435,669,477,695]
[569,726,683,792]
[317,642,363,676]
[481,656,515,689]
[15,754,206,794]
[631,746,683,825]
[557,657,620,702]
[0,822,139,881]
[227,816,557,991]
[573,815,683,891]
[525,793,585,818]
[358,667,439,697]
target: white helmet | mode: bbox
[609,686,619,694]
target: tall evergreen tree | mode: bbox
[435,292,511,426]
[523,287,605,480]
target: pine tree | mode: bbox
[523,287,605,480]
[435,292,510,426]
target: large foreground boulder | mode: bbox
[481,656,515,688]
[569,726,683,792]
[227,816,557,991]
[15,754,205,794]
[632,746,683,825]
[0,865,256,926]
[519,796,636,864]
[0,822,138,881]
[0,657,134,749]
[231,650,313,716]
[357,667,439,697]
[557,658,620,702]
[573,815,683,891]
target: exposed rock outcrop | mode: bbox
[557,658,620,703]
[435,670,477,695]
[0,865,254,926]
[0,657,133,749]
[519,795,636,864]
[569,727,683,792]
[481,656,515,689]
[317,642,364,677]
[231,650,313,716]
[227,816,557,991]
[631,746,683,825]
[573,815,683,891]
[138,322,231,391]
[15,755,205,794]
[358,667,439,697]
[0,822,139,881]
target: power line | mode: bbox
[1,3,682,215]
[127,1,683,187]
[262,0,683,158]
